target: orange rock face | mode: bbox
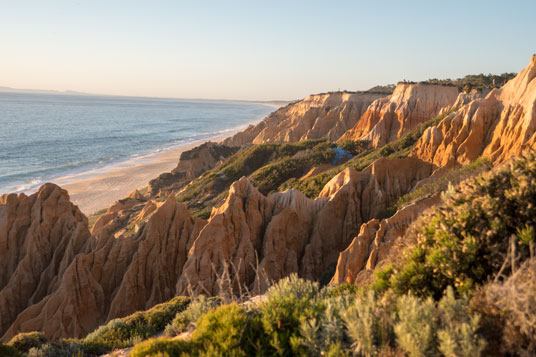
[331,195,441,285]
[412,55,536,166]
[1,191,205,341]
[0,184,92,339]
[171,142,238,180]
[223,92,385,146]
[339,83,460,147]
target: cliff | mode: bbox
[176,157,432,296]
[330,194,441,285]
[222,92,385,146]
[0,185,92,339]
[339,83,461,147]
[1,192,205,340]
[412,55,536,166]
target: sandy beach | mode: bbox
[58,133,233,215]
[42,101,283,215]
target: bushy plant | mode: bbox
[82,296,190,354]
[298,296,352,355]
[336,140,370,155]
[8,332,48,353]
[385,154,536,298]
[394,294,437,357]
[164,295,217,337]
[342,291,394,356]
[190,303,249,356]
[130,337,194,357]
[27,341,82,357]
[437,287,485,357]
[261,274,322,355]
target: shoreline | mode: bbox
[59,131,238,215]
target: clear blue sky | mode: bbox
[1,0,534,100]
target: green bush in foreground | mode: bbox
[130,337,194,357]
[377,154,536,298]
[164,295,217,337]
[126,274,493,356]
[192,303,249,356]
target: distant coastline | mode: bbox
[0,85,291,107]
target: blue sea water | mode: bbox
[0,92,273,195]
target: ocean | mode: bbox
[0,92,273,195]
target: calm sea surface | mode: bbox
[0,92,273,195]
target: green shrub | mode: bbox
[0,343,20,357]
[342,291,394,356]
[437,287,486,357]
[27,341,82,357]
[394,294,437,357]
[336,140,370,155]
[164,295,217,337]
[261,274,322,355]
[130,337,194,357]
[379,145,395,157]
[386,154,536,298]
[324,283,359,298]
[192,303,249,356]
[83,296,190,354]
[8,332,48,353]
[297,296,352,355]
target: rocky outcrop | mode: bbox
[176,156,432,295]
[1,195,205,341]
[0,184,92,339]
[148,142,238,196]
[223,92,385,146]
[339,83,460,147]
[412,55,536,166]
[331,194,441,285]
[171,142,238,180]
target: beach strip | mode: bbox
[58,133,230,215]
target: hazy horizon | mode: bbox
[2,0,535,101]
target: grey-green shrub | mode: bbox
[298,296,351,355]
[164,295,217,337]
[394,294,437,357]
[437,287,485,357]
[342,291,379,357]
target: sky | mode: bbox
[1,1,535,101]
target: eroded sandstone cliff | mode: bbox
[0,184,92,339]
[339,83,460,147]
[176,157,432,296]
[331,194,441,285]
[223,92,385,146]
[412,55,536,166]
[1,192,205,341]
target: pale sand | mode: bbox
[57,134,230,215]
